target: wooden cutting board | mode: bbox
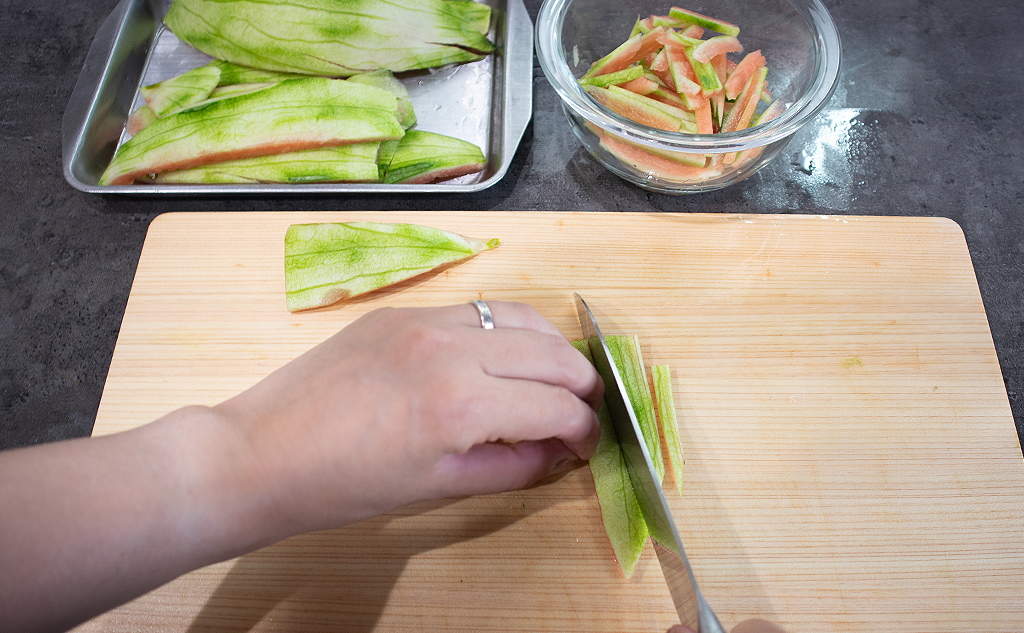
[83,211,1024,633]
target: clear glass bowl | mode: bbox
[536,0,842,194]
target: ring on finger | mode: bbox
[470,300,494,330]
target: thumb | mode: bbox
[433,439,579,496]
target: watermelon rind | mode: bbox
[382,130,485,184]
[163,0,495,77]
[668,6,740,37]
[572,339,649,579]
[607,335,665,483]
[99,78,404,185]
[207,59,305,86]
[652,365,685,497]
[283,221,497,311]
[149,144,382,184]
[347,69,417,129]
[140,65,221,117]
[579,65,645,88]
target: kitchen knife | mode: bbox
[574,293,725,633]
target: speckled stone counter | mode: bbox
[1,0,1021,450]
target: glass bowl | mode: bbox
[536,0,842,194]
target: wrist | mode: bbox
[147,405,293,563]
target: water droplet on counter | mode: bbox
[793,149,814,175]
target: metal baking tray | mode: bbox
[62,0,533,194]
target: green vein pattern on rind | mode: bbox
[347,70,416,129]
[164,0,495,77]
[150,143,381,184]
[283,221,497,311]
[629,334,665,483]
[99,77,403,185]
[605,334,665,482]
[571,338,648,579]
[382,130,485,184]
[652,364,685,497]
[208,59,305,85]
[141,65,222,116]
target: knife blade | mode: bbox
[574,293,725,633]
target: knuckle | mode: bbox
[554,338,600,391]
[551,387,587,428]
[396,320,457,359]
[502,301,557,333]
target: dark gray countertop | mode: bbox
[1,0,1021,452]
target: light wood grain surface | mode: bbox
[82,211,1024,632]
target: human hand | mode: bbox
[212,301,603,538]
[0,301,602,632]
[669,619,789,633]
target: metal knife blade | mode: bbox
[573,293,724,633]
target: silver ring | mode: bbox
[470,300,494,330]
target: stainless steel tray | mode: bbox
[62,0,533,194]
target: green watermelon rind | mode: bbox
[607,335,665,483]
[164,0,495,77]
[382,130,485,184]
[667,6,740,37]
[99,78,404,185]
[150,144,382,184]
[652,365,685,497]
[283,221,497,312]
[572,339,649,579]
[141,65,222,117]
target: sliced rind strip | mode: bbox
[572,339,649,579]
[652,365,685,496]
[605,335,665,483]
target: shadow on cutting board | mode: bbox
[185,469,582,632]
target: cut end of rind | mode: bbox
[387,161,486,184]
[286,286,352,313]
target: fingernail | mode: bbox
[548,457,574,476]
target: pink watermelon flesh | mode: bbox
[724,50,766,100]
[691,35,743,64]
[100,78,403,185]
[620,76,661,95]
[600,131,719,182]
[586,85,682,131]
[126,106,157,136]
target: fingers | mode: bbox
[456,300,605,410]
[473,327,604,411]
[485,377,601,459]
[432,439,580,497]
[458,300,564,337]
